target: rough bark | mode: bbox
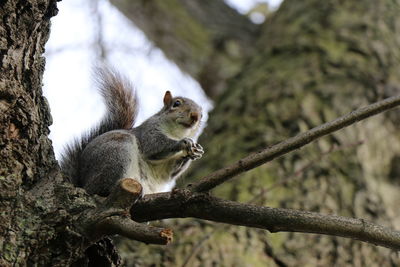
[3,0,400,266]
[1,1,138,266]
[0,0,61,265]
[111,0,400,266]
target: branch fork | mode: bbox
[77,178,173,245]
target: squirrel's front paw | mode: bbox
[182,138,204,160]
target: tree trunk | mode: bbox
[0,0,60,265]
[111,0,400,266]
[1,1,121,266]
[3,0,400,266]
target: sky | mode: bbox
[43,0,282,159]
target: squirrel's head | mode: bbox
[160,91,202,139]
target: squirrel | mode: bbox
[60,68,204,196]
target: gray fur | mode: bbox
[60,68,203,196]
[133,117,185,160]
[60,68,138,186]
[79,130,135,196]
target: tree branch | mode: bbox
[131,190,400,250]
[96,216,172,245]
[192,95,400,192]
[79,178,172,245]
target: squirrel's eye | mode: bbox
[172,100,182,108]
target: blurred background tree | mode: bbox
[44,0,400,265]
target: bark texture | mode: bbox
[3,0,400,266]
[0,1,121,266]
[111,0,400,266]
[0,0,59,265]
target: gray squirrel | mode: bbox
[60,68,204,196]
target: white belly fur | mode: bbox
[122,135,176,194]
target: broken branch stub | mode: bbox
[78,178,173,245]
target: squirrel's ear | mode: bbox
[163,91,173,106]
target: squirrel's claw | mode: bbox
[190,144,203,160]
[182,138,204,160]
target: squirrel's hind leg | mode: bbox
[79,130,138,197]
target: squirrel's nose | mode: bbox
[190,112,199,123]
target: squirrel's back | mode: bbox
[60,68,138,186]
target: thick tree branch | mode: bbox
[79,178,172,245]
[193,95,400,192]
[132,190,400,250]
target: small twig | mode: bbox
[192,95,400,192]
[97,216,172,245]
[132,190,400,250]
[78,178,172,245]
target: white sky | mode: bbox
[43,0,282,159]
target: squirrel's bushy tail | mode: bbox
[60,67,138,186]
